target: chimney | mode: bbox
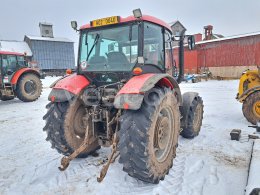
[39,22,54,38]
[204,25,213,40]
[194,33,203,42]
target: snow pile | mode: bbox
[0,78,255,195]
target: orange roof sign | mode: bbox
[90,16,120,27]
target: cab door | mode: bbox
[17,55,27,68]
[1,55,18,83]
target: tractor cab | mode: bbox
[75,12,189,86]
[0,51,27,87]
[44,9,203,184]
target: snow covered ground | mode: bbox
[0,77,256,195]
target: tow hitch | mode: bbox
[59,109,121,183]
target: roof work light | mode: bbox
[133,8,142,19]
[71,21,78,31]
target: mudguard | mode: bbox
[49,74,90,102]
[11,68,40,85]
[114,73,181,110]
[237,86,260,103]
[237,70,260,102]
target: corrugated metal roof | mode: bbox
[0,40,32,56]
[25,35,73,43]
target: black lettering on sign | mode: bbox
[96,19,102,26]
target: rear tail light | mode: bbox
[133,67,143,75]
[66,69,72,75]
[50,96,56,102]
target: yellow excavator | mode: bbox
[237,67,260,124]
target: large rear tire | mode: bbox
[242,91,260,125]
[180,92,204,139]
[16,73,42,102]
[118,88,180,183]
[43,99,100,158]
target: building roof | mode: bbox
[213,34,225,39]
[197,31,260,45]
[39,22,53,26]
[169,20,186,30]
[80,15,172,32]
[24,35,74,43]
[203,33,225,41]
[172,31,260,49]
[0,40,32,56]
[169,20,187,36]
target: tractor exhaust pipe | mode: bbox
[176,34,195,84]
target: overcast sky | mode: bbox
[0,0,259,52]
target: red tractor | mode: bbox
[0,51,42,102]
[43,9,204,183]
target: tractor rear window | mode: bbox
[79,24,138,72]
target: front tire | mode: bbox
[180,92,204,139]
[242,91,260,125]
[118,88,180,183]
[43,99,100,158]
[16,73,42,102]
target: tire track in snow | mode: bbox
[109,142,190,195]
[153,153,187,195]
[28,153,107,190]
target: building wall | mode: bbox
[25,38,75,70]
[173,49,198,74]
[197,35,260,68]
[207,65,257,78]
[174,34,260,78]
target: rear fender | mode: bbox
[114,73,181,110]
[48,74,90,102]
[237,70,260,102]
[237,86,260,103]
[11,68,40,85]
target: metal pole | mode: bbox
[177,35,184,83]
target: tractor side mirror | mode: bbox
[187,35,195,50]
[71,21,78,31]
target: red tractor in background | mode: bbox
[0,51,42,102]
[43,9,204,183]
